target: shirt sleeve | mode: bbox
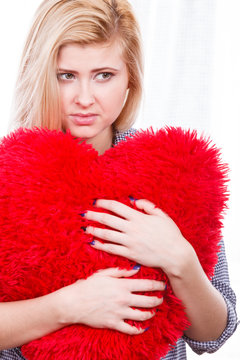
[182,238,239,354]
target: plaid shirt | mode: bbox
[1,128,238,360]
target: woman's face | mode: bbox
[57,41,129,153]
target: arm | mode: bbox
[0,267,164,350]
[165,243,228,341]
[183,239,238,353]
[84,199,237,343]
[0,291,62,350]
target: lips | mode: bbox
[69,113,98,125]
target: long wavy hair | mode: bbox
[11,0,143,131]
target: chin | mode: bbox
[67,126,95,140]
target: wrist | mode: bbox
[163,238,197,280]
[52,280,85,327]
[39,289,69,329]
[49,285,73,327]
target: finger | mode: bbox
[126,279,166,292]
[129,294,163,308]
[95,266,140,278]
[85,210,128,232]
[116,321,146,335]
[133,199,168,217]
[125,308,155,322]
[86,226,127,245]
[94,199,136,220]
[91,240,130,259]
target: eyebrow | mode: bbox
[57,67,120,73]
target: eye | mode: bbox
[57,73,75,81]
[95,72,113,81]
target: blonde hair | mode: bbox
[11,0,143,132]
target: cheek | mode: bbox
[98,84,128,115]
[59,89,67,111]
[59,86,73,111]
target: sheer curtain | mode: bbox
[130,0,215,133]
[129,1,240,358]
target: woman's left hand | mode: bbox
[83,199,190,271]
[83,199,229,343]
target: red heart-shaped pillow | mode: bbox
[0,127,228,360]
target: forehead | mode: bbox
[57,40,126,70]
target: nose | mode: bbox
[74,81,95,108]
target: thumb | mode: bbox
[132,198,166,217]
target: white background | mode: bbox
[0,1,239,359]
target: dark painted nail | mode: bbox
[133,264,141,270]
[79,212,86,217]
[89,240,95,245]
[81,226,87,231]
[129,196,137,201]
[93,199,97,206]
[144,327,150,332]
[165,284,167,291]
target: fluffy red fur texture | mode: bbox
[0,127,228,360]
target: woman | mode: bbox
[1,0,237,359]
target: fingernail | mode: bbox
[144,327,150,332]
[79,212,86,217]
[93,199,97,206]
[89,240,95,245]
[81,226,87,231]
[165,283,167,291]
[129,196,137,201]
[133,264,141,270]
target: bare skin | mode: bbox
[0,198,227,350]
[0,267,164,350]
[85,198,228,342]
[0,42,166,351]
[0,41,227,351]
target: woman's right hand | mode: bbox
[0,267,164,350]
[54,267,165,335]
